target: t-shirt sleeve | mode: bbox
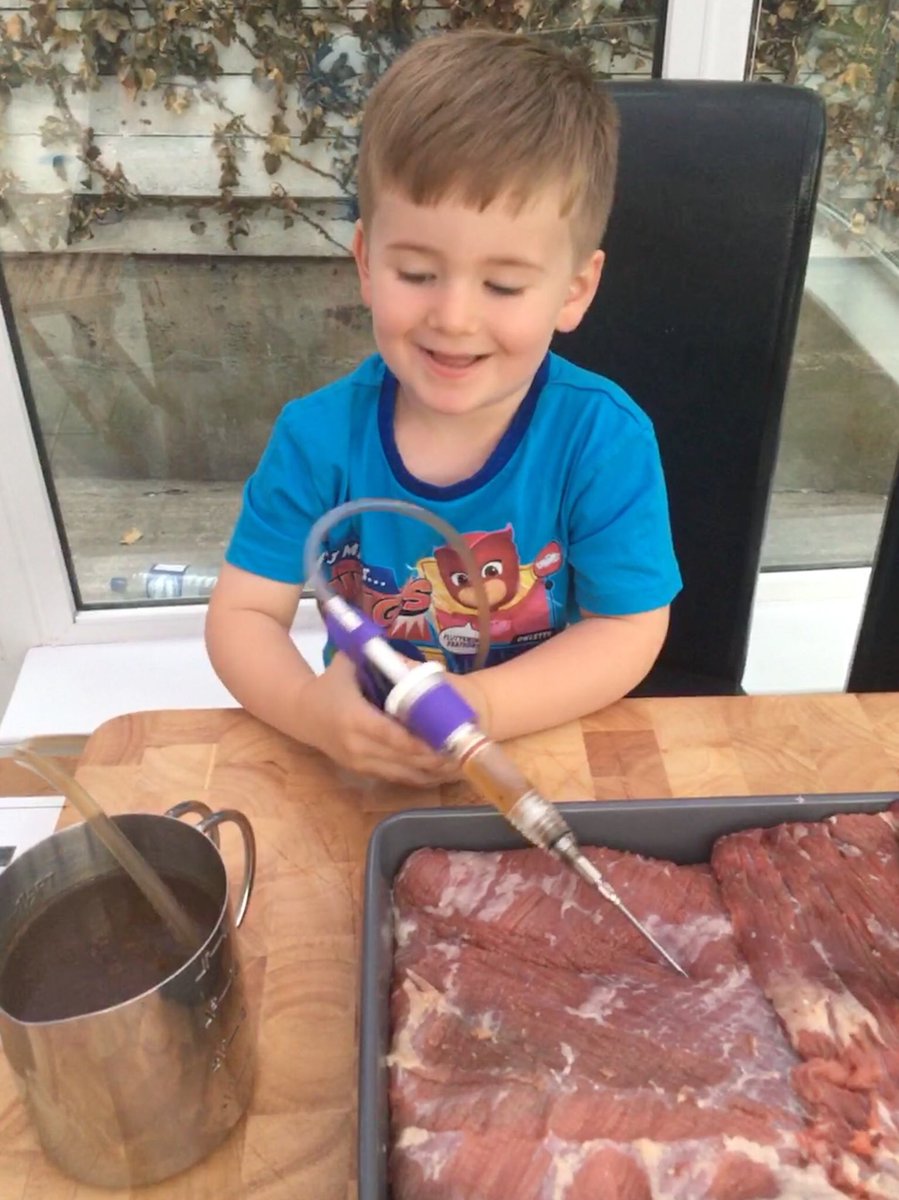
[566,416,682,616]
[225,406,330,584]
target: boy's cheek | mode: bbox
[368,287,412,332]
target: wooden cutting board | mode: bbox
[1,692,898,1199]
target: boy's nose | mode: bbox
[427,282,479,336]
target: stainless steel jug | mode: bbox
[0,802,256,1187]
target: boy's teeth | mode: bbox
[430,351,478,367]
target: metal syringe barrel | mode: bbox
[388,669,580,855]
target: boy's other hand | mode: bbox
[302,652,459,787]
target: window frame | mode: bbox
[663,0,757,80]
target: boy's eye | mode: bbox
[486,282,524,297]
[398,271,433,285]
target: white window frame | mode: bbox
[663,0,757,81]
[0,312,207,647]
[0,1,758,657]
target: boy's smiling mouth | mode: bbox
[420,348,487,371]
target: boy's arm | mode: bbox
[205,562,314,737]
[205,563,457,785]
[450,607,669,742]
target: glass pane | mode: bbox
[0,2,667,607]
[751,0,899,569]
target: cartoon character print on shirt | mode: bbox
[419,526,563,665]
[324,541,434,659]
[324,527,563,669]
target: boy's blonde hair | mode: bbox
[356,30,620,262]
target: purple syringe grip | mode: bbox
[323,595,477,749]
[324,602,392,705]
[402,676,477,752]
[324,608,381,666]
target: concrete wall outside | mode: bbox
[4,254,373,483]
[3,252,899,496]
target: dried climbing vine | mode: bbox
[754,0,898,264]
[0,0,661,251]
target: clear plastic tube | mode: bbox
[303,498,491,672]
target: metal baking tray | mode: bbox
[357,791,899,1199]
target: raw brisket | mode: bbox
[390,846,826,1198]
[712,807,899,1198]
[388,804,899,1199]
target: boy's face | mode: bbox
[353,186,603,423]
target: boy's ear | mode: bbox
[555,250,604,334]
[352,220,372,307]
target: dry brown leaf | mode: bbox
[120,527,143,545]
[840,61,872,90]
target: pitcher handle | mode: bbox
[196,809,256,928]
[165,800,221,847]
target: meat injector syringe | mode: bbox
[307,500,688,978]
[323,592,687,977]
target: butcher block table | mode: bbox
[1,691,898,1199]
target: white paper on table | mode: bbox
[0,797,64,870]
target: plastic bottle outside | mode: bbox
[108,563,220,600]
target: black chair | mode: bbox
[846,453,899,692]
[554,81,825,696]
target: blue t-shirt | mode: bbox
[226,352,682,671]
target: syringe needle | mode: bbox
[461,756,689,978]
[563,848,689,978]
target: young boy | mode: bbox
[206,30,681,787]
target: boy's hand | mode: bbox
[302,653,459,787]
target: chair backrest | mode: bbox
[554,81,825,694]
[846,453,899,693]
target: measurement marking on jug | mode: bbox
[13,871,55,914]
[194,927,227,981]
[204,964,238,1027]
[212,1004,247,1072]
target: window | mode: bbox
[751,0,899,571]
[0,2,668,609]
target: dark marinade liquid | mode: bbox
[0,872,220,1022]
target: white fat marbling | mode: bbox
[478,870,529,921]
[395,1128,458,1183]
[768,974,883,1048]
[394,915,419,948]
[564,983,626,1024]
[388,972,462,1072]
[718,1137,849,1198]
[441,853,502,916]
[642,911,733,964]
[838,842,864,858]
